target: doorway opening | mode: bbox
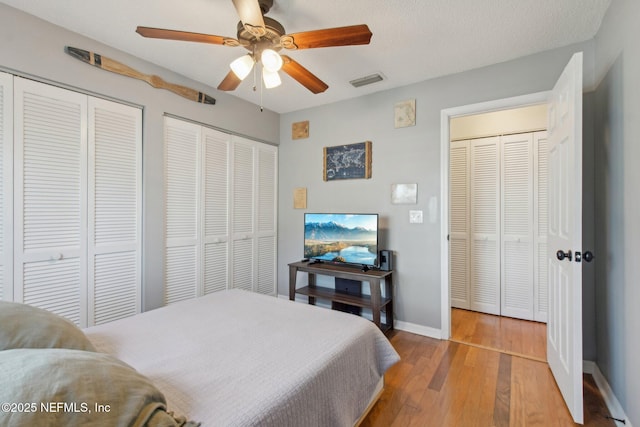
[447,103,549,360]
[440,92,550,360]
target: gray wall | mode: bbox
[279,42,598,341]
[0,4,280,311]
[593,0,640,424]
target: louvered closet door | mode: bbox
[14,78,88,326]
[164,117,200,304]
[0,72,13,301]
[256,144,277,295]
[449,140,470,309]
[534,131,548,322]
[202,127,230,295]
[230,138,255,291]
[470,136,500,315]
[500,133,534,320]
[87,98,141,325]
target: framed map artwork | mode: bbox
[323,141,372,181]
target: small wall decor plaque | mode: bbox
[292,121,309,139]
[394,99,416,128]
[323,141,372,181]
[293,187,307,209]
[391,183,418,204]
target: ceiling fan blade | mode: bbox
[280,55,328,94]
[136,26,240,46]
[281,24,372,50]
[217,70,243,91]
[231,0,267,37]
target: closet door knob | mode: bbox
[583,251,594,262]
[556,250,572,261]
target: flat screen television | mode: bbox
[304,213,379,268]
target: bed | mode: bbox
[0,289,398,426]
[80,289,400,426]
[85,290,399,426]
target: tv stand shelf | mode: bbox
[288,261,394,332]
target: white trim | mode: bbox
[583,361,632,427]
[440,91,550,340]
[395,321,442,339]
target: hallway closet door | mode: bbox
[469,136,501,315]
[500,133,534,319]
[450,131,548,322]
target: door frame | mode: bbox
[439,91,549,339]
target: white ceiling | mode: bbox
[2,0,611,113]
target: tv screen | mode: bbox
[304,213,378,267]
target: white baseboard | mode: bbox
[394,320,442,339]
[584,360,632,426]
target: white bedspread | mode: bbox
[84,289,399,427]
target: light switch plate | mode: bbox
[409,210,423,224]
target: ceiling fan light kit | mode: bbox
[261,48,283,72]
[230,54,255,80]
[262,67,281,88]
[135,0,373,97]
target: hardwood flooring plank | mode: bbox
[493,353,512,427]
[427,341,459,391]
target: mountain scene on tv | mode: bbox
[304,214,377,265]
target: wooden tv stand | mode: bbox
[288,261,394,332]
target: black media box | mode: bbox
[379,250,393,271]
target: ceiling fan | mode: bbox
[135,0,372,94]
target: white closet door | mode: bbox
[534,131,549,322]
[449,140,470,309]
[14,78,88,326]
[0,72,12,301]
[470,136,500,315]
[256,144,277,295]
[500,133,534,320]
[230,137,255,292]
[202,127,230,295]
[87,98,141,325]
[164,117,200,304]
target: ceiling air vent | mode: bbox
[349,73,384,88]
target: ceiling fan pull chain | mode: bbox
[260,65,264,112]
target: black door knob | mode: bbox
[583,251,594,262]
[556,250,572,261]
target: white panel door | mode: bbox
[256,144,277,295]
[14,78,88,326]
[87,98,142,325]
[449,140,470,309]
[202,127,230,295]
[470,136,500,315]
[547,52,583,424]
[164,117,200,304]
[500,133,534,320]
[230,138,255,292]
[534,131,549,322]
[0,72,13,301]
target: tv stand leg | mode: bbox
[289,265,297,301]
[308,273,316,305]
[370,278,381,327]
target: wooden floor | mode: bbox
[361,330,615,427]
[450,308,547,361]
